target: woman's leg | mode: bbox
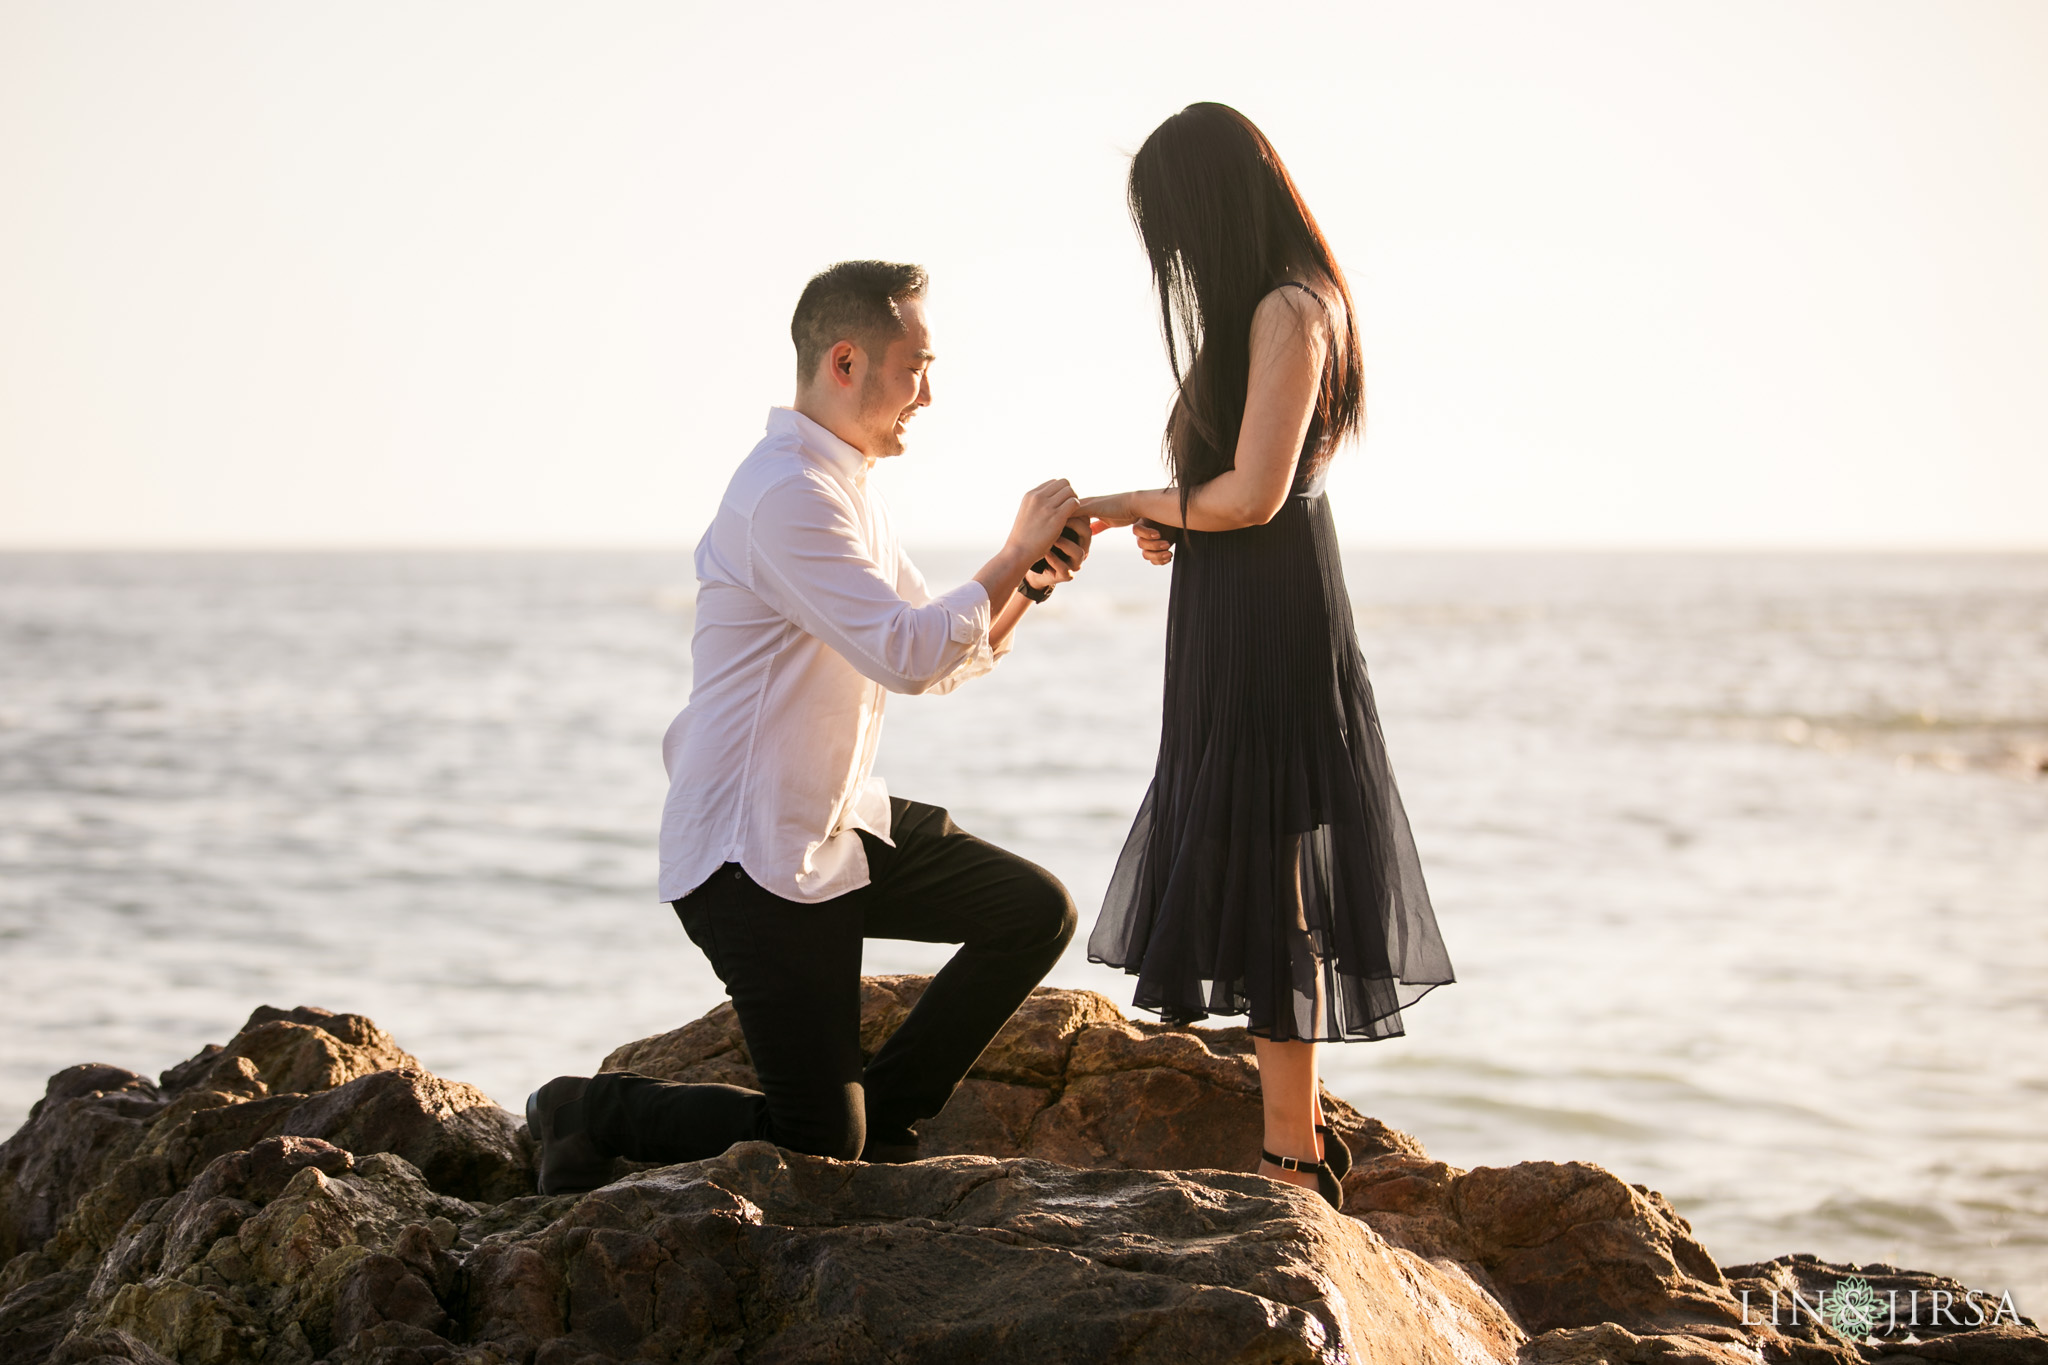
[1254,1035,1323,1192]
[1275,832,1331,1171]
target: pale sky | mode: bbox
[2,0,2043,549]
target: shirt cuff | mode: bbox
[936,580,992,646]
[920,580,1005,694]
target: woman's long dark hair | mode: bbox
[1129,102,1363,495]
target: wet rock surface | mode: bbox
[1,984,2038,1364]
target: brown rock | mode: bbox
[908,1078,1050,1158]
[160,1006,418,1100]
[1522,1320,1767,1363]
[0,1067,166,1263]
[1346,1154,1743,1338]
[904,976,1124,1088]
[1460,1161,1739,1335]
[186,1135,358,1209]
[11,992,2048,1365]
[1026,1053,1246,1168]
[1029,1017,1420,1172]
[601,975,1423,1174]
[457,1141,1525,1364]
[0,1267,94,1364]
[2,1004,444,1273]
[95,1135,363,1302]
[459,1241,564,1358]
[45,1327,179,1365]
[597,1003,749,1081]
[330,1251,451,1343]
[280,1069,531,1205]
[853,972,937,1059]
[56,1095,311,1261]
[0,1009,527,1363]
[64,1150,476,1364]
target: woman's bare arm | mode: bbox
[1083,287,1331,534]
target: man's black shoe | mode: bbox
[526,1076,616,1195]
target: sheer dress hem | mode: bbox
[1087,490,1455,1044]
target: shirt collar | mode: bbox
[769,407,872,485]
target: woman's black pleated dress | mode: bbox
[1089,310,1455,1043]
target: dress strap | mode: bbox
[1274,279,1329,308]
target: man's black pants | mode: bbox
[581,799,1076,1162]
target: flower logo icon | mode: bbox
[1826,1276,1881,1336]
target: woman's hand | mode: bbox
[1078,492,1139,530]
[1133,520,1174,566]
[1081,492,1175,565]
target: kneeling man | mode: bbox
[528,261,1087,1190]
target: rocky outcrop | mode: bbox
[1,985,2039,1365]
[1,1005,442,1271]
[460,1142,1522,1365]
[602,973,1422,1175]
[1343,1152,1742,1338]
[0,1006,530,1365]
[62,1137,472,1365]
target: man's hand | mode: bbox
[1062,515,1094,574]
[1007,480,1082,562]
[1027,516,1094,590]
[1043,515,1094,581]
[977,480,1081,609]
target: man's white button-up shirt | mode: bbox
[658,407,1009,904]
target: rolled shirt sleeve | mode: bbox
[746,473,995,695]
[921,580,1012,695]
[892,534,1013,695]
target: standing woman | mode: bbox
[1081,103,1455,1208]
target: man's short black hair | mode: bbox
[791,260,928,385]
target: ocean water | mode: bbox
[1,548,2043,1312]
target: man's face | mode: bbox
[854,297,934,459]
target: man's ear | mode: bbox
[829,340,859,389]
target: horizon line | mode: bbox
[3,540,2047,557]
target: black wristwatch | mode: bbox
[1018,578,1054,604]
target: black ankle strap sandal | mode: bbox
[1261,1148,1343,1211]
[1316,1123,1352,1181]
